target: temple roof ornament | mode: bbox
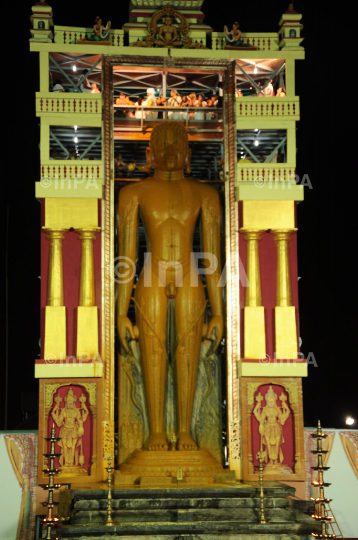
[131,2,206,48]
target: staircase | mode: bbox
[56,482,320,539]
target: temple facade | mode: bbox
[31,0,307,494]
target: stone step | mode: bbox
[73,496,291,511]
[54,536,317,540]
[71,507,296,525]
[71,483,295,501]
[56,519,320,538]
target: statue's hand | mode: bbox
[205,315,224,352]
[117,316,139,355]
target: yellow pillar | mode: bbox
[43,228,67,360]
[272,229,298,359]
[76,228,100,359]
[241,229,266,359]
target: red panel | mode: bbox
[251,383,295,472]
[47,384,93,473]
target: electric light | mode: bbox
[254,64,257,74]
[73,64,77,72]
[74,136,78,143]
[254,140,259,146]
[74,125,77,131]
[346,416,355,426]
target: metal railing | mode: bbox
[113,104,223,132]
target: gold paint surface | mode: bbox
[35,362,103,379]
[45,199,98,229]
[77,306,99,358]
[275,306,298,359]
[240,361,307,377]
[244,306,266,359]
[116,122,223,452]
[243,201,295,230]
[44,305,66,360]
[272,229,297,307]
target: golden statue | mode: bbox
[253,386,291,473]
[51,387,89,473]
[154,16,182,47]
[117,122,223,453]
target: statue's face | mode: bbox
[165,17,172,25]
[67,398,75,409]
[150,126,188,172]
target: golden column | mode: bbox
[76,228,101,361]
[43,228,68,360]
[272,229,298,359]
[240,229,266,359]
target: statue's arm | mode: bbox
[117,186,139,353]
[51,406,64,427]
[201,186,224,350]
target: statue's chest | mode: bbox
[140,185,199,223]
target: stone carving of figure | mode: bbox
[89,16,111,42]
[51,387,89,468]
[253,386,290,467]
[117,122,223,452]
[224,22,250,47]
[154,16,182,48]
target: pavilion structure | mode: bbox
[29,1,319,537]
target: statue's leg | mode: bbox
[175,274,205,450]
[135,274,168,451]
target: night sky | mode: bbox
[2,1,355,431]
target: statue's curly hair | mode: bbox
[150,121,188,145]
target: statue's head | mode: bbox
[64,387,77,409]
[146,122,191,173]
[233,21,239,30]
[164,16,173,25]
[265,385,277,405]
[95,16,102,25]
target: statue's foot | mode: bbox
[177,432,197,451]
[147,432,168,451]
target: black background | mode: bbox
[2,1,356,431]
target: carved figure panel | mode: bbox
[49,385,92,476]
[132,3,206,49]
[241,377,305,482]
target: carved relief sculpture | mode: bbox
[117,121,223,456]
[132,4,206,49]
[253,385,292,474]
[51,387,89,475]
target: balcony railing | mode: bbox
[212,32,279,51]
[114,105,223,133]
[41,161,102,181]
[54,26,124,46]
[36,92,101,116]
[236,164,296,183]
[236,97,299,120]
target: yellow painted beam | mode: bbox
[239,359,307,377]
[243,201,295,229]
[285,59,296,98]
[30,41,305,60]
[236,182,303,201]
[36,180,103,199]
[45,198,99,228]
[39,51,49,93]
[35,359,103,378]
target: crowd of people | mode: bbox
[51,69,100,94]
[115,88,220,120]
